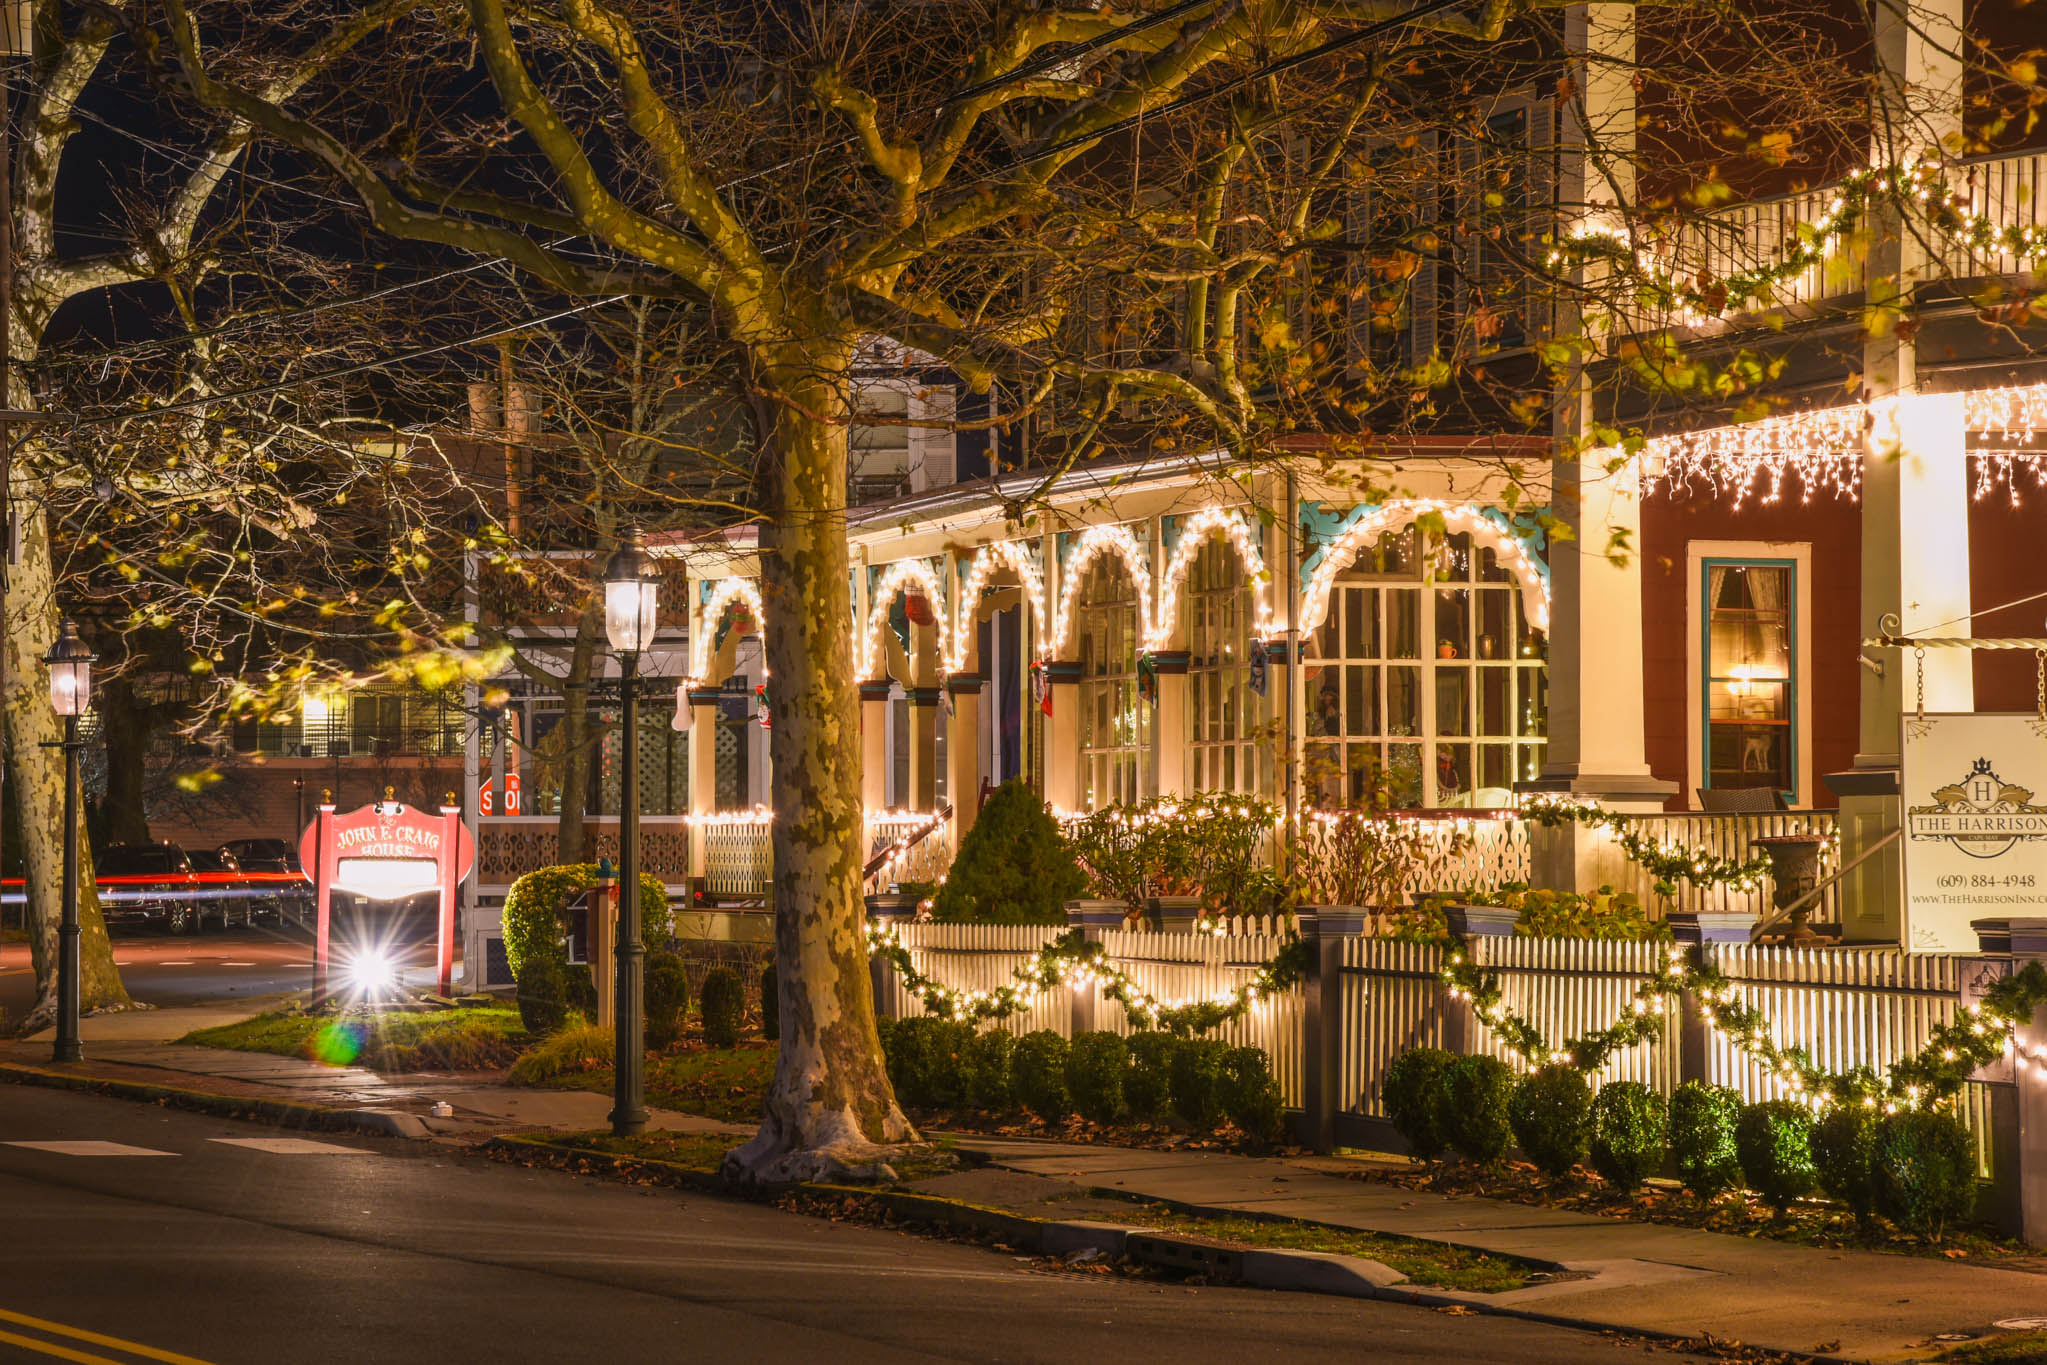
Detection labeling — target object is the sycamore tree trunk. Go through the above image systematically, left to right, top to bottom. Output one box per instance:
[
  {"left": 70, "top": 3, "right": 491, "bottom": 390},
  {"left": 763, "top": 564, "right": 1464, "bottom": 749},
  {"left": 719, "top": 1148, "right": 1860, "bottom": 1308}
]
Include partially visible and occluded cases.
[
  {"left": 724, "top": 344, "right": 913, "bottom": 1182},
  {"left": 3, "top": 503, "right": 133, "bottom": 1029},
  {"left": 93, "top": 676, "right": 155, "bottom": 847}
]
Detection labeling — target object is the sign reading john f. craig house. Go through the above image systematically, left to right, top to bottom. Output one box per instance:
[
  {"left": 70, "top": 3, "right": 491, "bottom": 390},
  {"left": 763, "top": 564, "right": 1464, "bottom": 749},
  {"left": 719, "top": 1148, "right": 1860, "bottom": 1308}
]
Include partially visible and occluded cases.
[{"left": 1902, "top": 713, "right": 2047, "bottom": 950}]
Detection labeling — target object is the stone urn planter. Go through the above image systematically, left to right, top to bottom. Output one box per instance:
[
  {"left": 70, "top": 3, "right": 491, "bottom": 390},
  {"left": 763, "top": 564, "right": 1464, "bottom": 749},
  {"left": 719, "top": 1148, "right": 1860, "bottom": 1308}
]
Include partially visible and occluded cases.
[{"left": 1752, "top": 834, "right": 1828, "bottom": 944}]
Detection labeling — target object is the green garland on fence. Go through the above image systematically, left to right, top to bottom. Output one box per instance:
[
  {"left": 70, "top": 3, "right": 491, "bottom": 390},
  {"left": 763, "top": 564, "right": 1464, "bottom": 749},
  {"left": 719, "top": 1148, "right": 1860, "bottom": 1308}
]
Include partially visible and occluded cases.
[
  {"left": 1545, "top": 159, "right": 2047, "bottom": 320},
  {"left": 1521, "top": 795, "right": 1775, "bottom": 898},
  {"left": 866, "top": 920, "right": 1314, "bottom": 1036},
  {"left": 1441, "top": 938, "right": 2047, "bottom": 1111}
]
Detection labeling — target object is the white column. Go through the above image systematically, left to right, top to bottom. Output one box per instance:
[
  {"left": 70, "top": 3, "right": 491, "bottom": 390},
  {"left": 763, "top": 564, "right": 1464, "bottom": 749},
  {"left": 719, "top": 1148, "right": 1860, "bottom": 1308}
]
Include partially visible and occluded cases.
[
  {"left": 1836, "top": 0, "right": 1966, "bottom": 947},
  {"left": 1153, "top": 652, "right": 1190, "bottom": 796},
  {"left": 1043, "top": 661, "right": 1083, "bottom": 812},
  {"left": 946, "top": 676, "right": 984, "bottom": 834},
  {"left": 859, "top": 680, "right": 890, "bottom": 812},
  {"left": 685, "top": 686, "right": 719, "bottom": 887},
  {"left": 907, "top": 688, "right": 941, "bottom": 811}
]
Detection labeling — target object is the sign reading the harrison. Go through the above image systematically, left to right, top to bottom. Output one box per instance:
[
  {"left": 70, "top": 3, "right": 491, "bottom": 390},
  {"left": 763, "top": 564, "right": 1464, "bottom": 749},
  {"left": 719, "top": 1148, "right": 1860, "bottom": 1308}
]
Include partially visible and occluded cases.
[{"left": 1902, "top": 713, "right": 2047, "bottom": 951}]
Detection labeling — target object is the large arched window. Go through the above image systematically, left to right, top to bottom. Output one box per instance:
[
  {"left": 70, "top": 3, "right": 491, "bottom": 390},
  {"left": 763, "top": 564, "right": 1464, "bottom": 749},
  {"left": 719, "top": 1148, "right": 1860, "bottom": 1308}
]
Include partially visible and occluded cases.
[
  {"left": 1305, "top": 526, "right": 1545, "bottom": 809},
  {"left": 1186, "top": 537, "right": 1263, "bottom": 794},
  {"left": 1076, "top": 555, "right": 1143, "bottom": 809}
]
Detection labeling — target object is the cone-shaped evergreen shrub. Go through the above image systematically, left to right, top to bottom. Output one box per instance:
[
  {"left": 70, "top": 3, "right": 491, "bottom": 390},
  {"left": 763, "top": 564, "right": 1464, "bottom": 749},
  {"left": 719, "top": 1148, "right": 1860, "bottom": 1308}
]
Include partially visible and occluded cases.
[
  {"left": 930, "top": 782, "right": 1086, "bottom": 924},
  {"left": 644, "top": 950, "right": 692, "bottom": 1050},
  {"left": 1441, "top": 1055, "right": 1515, "bottom": 1164},
  {"left": 1670, "top": 1081, "right": 1744, "bottom": 1196},
  {"left": 1737, "top": 1100, "right": 1818, "bottom": 1211}
]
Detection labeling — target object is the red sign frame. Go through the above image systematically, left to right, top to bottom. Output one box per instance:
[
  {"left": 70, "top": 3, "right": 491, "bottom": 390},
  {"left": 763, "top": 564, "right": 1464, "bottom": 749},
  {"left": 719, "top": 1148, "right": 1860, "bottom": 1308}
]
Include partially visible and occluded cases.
[{"left": 300, "top": 796, "right": 476, "bottom": 997}]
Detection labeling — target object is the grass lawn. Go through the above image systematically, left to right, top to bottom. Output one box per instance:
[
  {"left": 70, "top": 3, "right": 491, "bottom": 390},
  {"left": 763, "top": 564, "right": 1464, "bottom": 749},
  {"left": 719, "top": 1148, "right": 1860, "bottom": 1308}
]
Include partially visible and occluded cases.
[
  {"left": 181, "top": 1005, "right": 529, "bottom": 1072},
  {"left": 519, "top": 1040, "right": 777, "bottom": 1124},
  {"left": 1107, "top": 1203, "right": 1538, "bottom": 1292},
  {"left": 1945, "top": 1333, "right": 2047, "bottom": 1364}
]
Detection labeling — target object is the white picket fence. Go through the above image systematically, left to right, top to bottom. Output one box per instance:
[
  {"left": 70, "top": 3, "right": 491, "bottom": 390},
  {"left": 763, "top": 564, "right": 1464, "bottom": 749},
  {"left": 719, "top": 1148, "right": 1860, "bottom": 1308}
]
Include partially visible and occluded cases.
[
  {"left": 1609, "top": 810, "right": 1839, "bottom": 921},
  {"left": 875, "top": 918, "right": 1997, "bottom": 1175}
]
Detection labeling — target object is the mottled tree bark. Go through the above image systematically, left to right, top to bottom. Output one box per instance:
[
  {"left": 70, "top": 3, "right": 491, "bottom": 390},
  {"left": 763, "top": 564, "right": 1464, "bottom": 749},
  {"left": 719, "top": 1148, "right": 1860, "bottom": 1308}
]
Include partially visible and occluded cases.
[
  {"left": 723, "top": 348, "right": 913, "bottom": 1182},
  {"left": 3, "top": 507, "right": 131, "bottom": 1027},
  {"left": 93, "top": 674, "right": 155, "bottom": 847}
]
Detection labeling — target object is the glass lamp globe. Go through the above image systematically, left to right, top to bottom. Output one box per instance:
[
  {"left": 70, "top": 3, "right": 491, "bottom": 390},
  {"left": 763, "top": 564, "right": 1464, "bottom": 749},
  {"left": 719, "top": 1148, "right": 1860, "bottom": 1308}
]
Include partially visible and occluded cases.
[
  {"left": 602, "top": 525, "right": 660, "bottom": 655},
  {"left": 45, "top": 618, "right": 94, "bottom": 718}
]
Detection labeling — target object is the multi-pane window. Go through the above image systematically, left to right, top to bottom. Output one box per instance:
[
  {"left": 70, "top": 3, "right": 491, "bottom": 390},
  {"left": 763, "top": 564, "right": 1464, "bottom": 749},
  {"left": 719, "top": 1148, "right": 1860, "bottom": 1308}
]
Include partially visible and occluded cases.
[
  {"left": 849, "top": 386, "right": 911, "bottom": 504},
  {"left": 1305, "top": 527, "right": 1546, "bottom": 809},
  {"left": 1186, "top": 538, "right": 1262, "bottom": 794},
  {"left": 1077, "top": 554, "right": 1143, "bottom": 810},
  {"left": 1704, "top": 561, "right": 1794, "bottom": 796}
]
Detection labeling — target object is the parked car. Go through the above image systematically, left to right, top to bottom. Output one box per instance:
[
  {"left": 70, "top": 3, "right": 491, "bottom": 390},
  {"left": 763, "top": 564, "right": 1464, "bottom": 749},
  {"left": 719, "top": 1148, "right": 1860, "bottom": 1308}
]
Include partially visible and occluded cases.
[
  {"left": 217, "top": 838, "right": 313, "bottom": 929},
  {"left": 95, "top": 843, "right": 204, "bottom": 935},
  {"left": 186, "top": 848, "right": 256, "bottom": 930}
]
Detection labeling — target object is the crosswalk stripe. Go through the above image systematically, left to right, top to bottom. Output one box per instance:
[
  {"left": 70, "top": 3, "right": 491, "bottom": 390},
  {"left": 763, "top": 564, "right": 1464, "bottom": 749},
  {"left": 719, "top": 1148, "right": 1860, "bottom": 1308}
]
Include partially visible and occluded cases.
[
  {"left": 208, "top": 1138, "right": 371, "bottom": 1156},
  {"left": 4, "top": 1141, "right": 176, "bottom": 1157},
  {"left": 0, "top": 1307, "right": 219, "bottom": 1365}
]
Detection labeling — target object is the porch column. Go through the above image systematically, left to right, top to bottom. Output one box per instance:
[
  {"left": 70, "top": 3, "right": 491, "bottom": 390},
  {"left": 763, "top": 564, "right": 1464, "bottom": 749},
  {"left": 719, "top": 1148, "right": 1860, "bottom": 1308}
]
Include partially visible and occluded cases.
[
  {"left": 1833, "top": 0, "right": 1967, "bottom": 946},
  {"left": 1262, "top": 638, "right": 1303, "bottom": 806},
  {"left": 1151, "top": 650, "right": 1191, "bottom": 796},
  {"left": 1042, "top": 660, "right": 1084, "bottom": 812},
  {"left": 946, "top": 674, "right": 984, "bottom": 834},
  {"left": 859, "top": 679, "right": 891, "bottom": 813},
  {"left": 685, "top": 685, "right": 720, "bottom": 882},
  {"left": 906, "top": 686, "right": 942, "bottom": 811}
]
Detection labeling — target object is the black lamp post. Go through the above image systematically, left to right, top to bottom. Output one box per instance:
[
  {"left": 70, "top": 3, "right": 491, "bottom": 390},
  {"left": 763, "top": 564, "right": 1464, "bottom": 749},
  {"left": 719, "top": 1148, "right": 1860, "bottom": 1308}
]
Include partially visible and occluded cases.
[
  {"left": 602, "top": 526, "right": 659, "bottom": 1136},
  {"left": 45, "top": 618, "right": 93, "bottom": 1064}
]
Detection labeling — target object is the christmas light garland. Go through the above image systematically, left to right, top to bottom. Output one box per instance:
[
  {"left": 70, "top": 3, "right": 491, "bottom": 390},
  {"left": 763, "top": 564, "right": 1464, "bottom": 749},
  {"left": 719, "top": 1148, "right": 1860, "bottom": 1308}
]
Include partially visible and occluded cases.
[
  {"left": 1520, "top": 795, "right": 1775, "bottom": 897},
  {"left": 866, "top": 920, "right": 1313, "bottom": 1035},
  {"left": 1441, "top": 943, "right": 2047, "bottom": 1113}
]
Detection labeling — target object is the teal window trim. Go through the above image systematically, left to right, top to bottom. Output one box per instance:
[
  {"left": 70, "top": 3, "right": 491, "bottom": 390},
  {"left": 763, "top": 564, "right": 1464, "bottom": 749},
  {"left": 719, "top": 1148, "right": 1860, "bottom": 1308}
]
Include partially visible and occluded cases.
[{"left": 1699, "top": 555, "right": 1798, "bottom": 804}]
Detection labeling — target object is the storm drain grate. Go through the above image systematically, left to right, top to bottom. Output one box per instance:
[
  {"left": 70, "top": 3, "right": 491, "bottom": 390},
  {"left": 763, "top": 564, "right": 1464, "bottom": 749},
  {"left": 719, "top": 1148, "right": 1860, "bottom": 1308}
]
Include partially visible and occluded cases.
[{"left": 1124, "top": 1234, "right": 1245, "bottom": 1283}]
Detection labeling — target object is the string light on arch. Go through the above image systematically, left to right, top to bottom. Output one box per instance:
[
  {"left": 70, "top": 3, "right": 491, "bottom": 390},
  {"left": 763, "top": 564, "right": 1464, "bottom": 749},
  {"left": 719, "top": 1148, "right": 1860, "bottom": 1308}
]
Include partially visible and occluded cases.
[
  {"left": 1299, "top": 501, "right": 1549, "bottom": 640},
  {"left": 1149, "top": 508, "right": 1277, "bottom": 651},
  {"left": 1051, "top": 523, "right": 1155, "bottom": 656},
  {"left": 950, "top": 540, "right": 1047, "bottom": 673},
  {"left": 859, "top": 559, "right": 952, "bottom": 682},
  {"left": 685, "top": 578, "right": 765, "bottom": 688}
]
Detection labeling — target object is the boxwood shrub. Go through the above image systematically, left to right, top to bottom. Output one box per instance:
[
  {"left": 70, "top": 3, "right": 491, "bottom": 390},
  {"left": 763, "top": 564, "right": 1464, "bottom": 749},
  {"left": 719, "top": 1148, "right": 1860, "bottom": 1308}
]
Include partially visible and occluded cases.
[
  {"left": 644, "top": 950, "right": 692, "bottom": 1051},
  {"left": 515, "top": 955, "right": 572, "bottom": 1036},
  {"left": 699, "top": 966, "right": 746, "bottom": 1049},
  {"left": 881, "top": 1016, "right": 971, "bottom": 1109},
  {"left": 964, "top": 1029, "right": 1016, "bottom": 1112},
  {"left": 1013, "top": 1030, "right": 1072, "bottom": 1122},
  {"left": 1067, "top": 1031, "right": 1129, "bottom": 1124},
  {"left": 1124, "top": 1032, "right": 1178, "bottom": 1122},
  {"left": 1170, "top": 1038, "right": 1229, "bottom": 1130},
  {"left": 1220, "top": 1047, "right": 1285, "bottom": 1141},
  {"left": 1381, "top": 1047, "right": 1453, "bottom": 1161},
  {"left": 1441, "top": 1055, "right": 1516, "bottom": 1165},
  {"left": 1509, "top": 1065, "right": 1591, "bottom": 1177},
  {"left": 1588, "top": 1081, "right": 1667, "bottom": 1191},
  {"left": 1669, "top": 1081, "right": 1744, "bottom": 1196},
  {"left": 1736, "top": 1100, "right": 1819, "bottom": 1211},
  {"left": 1812, "top": 1102, "right": 1882, "bottom": 1225},
  {"left": 1873, "top": 1109, "right": 1977, "bottom": 1239}
]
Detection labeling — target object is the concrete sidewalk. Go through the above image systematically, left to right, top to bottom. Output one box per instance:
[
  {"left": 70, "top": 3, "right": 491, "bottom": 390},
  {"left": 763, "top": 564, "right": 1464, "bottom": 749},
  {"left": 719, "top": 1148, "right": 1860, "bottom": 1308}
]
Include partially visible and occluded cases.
[
  {"left": 0, "top": 1001, "right": 750, "bottom": 1141},
  {"left": 946, "top": 1135, "right": 2047, "bottom": 1362}
]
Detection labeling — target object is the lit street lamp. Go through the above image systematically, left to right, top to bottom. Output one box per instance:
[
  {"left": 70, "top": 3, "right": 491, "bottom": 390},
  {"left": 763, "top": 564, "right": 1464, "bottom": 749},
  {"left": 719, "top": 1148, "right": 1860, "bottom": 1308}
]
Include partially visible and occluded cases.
[
  {"left": 602, "top": 526, "right": 659, "bottom": 1137},
  {"left": 45, "top": 618, "right": 93, "bottom": 1064}
]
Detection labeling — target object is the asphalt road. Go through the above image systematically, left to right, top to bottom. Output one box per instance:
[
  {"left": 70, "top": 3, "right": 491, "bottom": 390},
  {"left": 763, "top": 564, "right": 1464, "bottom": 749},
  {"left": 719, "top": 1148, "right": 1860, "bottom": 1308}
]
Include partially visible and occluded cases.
[
  {"left": 0, "top": 907, "right": 450, "bottom": 1019},
  {"left": 0, "top": 1085, "right": 1724, "bottom": 1365}
]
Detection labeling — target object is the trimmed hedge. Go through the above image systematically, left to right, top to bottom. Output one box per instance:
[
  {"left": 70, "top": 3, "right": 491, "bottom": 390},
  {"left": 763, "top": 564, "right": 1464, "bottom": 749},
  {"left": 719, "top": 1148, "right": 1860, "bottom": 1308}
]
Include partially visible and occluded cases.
[
  {"left": 502, "top": 862, "right": 671, "bottom": 987},
  {"left": 644, "top": 950, "right": 692, "bottom": 1050},
  {"left": 515, "top": 955, "right": 572, "bottom": 1036},
  {"left": 699, "top": 966, "right": 746, "bottom": 1049},
  {"left": 884, "top": 1016, "right": 973, "bottom": 1110},
  {"left": 965, "top": 1029, "right": 1017, "bottom": 1111},
  {"left": 1014, "top": 1030, "right": 1073, "bottom": 1122},
  {"left": 1067, "top": 1031, "right": 1129, "bottom": 1123},
  {"left": 1124, "top": 1032, "right": 1177, "bottom": 1122},
  {"left": 1169, "top": 1039, "right": 1229, "bottom": 1130},
  {"left": 1220, "top": 1046, "right": 1285, "bottom": 1141},
  {"left": 1381, "top": 1047, "right": 1453, "bottom": 1161},
  {"left": 1441, "top": 1055, "right": 1516, "bottom": 1164},
  {"left": 1509, "top": 1065, "right": 1591, "bottom": 1177},
  {"left": 1670, "top": 1081, "right": 1745, "bottom": 1197},
  {"left": 1589, "top": 1082, "right": 1667, "bottom": 1191},
  {"left": 1737, "top": 1100, "right": 1819, "bottom": 1211},
  {"left": 1813, "top": 1102, "right": 1882, "bottom": 1224},
  {"left": 1873, "top": 1109, "right": 1977, "bottom": 1239}
]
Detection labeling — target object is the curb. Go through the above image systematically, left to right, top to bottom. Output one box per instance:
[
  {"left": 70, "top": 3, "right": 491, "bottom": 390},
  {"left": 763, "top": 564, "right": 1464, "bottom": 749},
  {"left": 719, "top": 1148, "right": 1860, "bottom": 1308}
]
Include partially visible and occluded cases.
[{"left": 0, "top": 1062, "right": 430, "bottom": 1140}]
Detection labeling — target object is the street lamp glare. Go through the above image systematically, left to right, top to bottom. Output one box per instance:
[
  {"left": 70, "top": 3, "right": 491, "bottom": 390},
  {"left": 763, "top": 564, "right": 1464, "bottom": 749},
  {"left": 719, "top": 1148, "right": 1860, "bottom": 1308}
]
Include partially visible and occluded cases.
[
  {"left": 602, "top": 525, "right": 660, "bottom": 655},
  {"left": 45, "top": 617, "right": 94, "bottom": 717}
]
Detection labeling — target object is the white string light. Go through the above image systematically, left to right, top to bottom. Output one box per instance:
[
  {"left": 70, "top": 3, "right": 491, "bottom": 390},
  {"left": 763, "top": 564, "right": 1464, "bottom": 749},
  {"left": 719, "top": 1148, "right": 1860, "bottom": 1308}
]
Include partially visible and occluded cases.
[
  {"left": 1300, "top": 501, "right": 1549, "bottom": 638},
  {"left": 1148, "top": 508, "right": 1277, "bottom": 650},
  {"left": 1051, "top": 523, "right": 1155, "bottom": 656},
  {"left": 949, "top": 541, "right": 1048, "bottom": 673},
  {"left": 858, "top": 559, "right": 953, "bottom": 682},
  {"left": 685, "top": 578, "right": 766, "bottom": 688}
]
